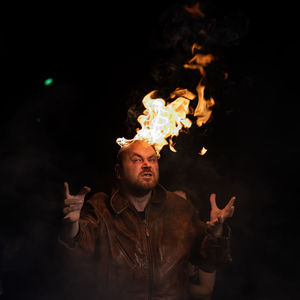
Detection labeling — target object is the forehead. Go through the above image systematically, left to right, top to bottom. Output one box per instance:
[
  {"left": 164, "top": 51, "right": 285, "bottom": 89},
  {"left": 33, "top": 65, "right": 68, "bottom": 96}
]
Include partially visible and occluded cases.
[
  {"left": 118, "top": 141, "right": 156, "bottom": 161},
  {"left": 126, "top": 141, "right": 156, "bottom": 157}
]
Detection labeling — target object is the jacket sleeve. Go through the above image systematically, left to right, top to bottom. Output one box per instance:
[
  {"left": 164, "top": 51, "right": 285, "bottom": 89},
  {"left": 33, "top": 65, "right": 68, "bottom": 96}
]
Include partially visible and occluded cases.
[
  {"left": 58, "top": 192, "right": 106, "bottom": 256},
  {"left": 190, "top": 209, "right": 232, "bottom": 273}
]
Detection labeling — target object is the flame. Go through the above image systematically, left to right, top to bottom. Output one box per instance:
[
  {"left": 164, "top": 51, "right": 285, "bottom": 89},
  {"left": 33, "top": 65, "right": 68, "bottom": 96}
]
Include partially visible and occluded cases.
[
  {"left": 184, "top": 2, "right": 205, "bottom": 18},
  {"left": 116, "top": 43, "right": 215, "bottom": 155},
  {"left": 184, "top": 43, "right": 215, "bottom": 127},
  {"left": 183, "top": 44, "right": 214, "bottom": 77},
  {"left": 116, "top": 90, "right": 193, "bottom": 154},
  {"left": 199, "top": 147, "right": 207, "bottom": 156}
]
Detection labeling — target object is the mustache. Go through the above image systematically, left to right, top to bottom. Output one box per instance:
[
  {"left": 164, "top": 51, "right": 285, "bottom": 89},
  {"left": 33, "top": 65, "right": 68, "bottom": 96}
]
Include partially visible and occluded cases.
[
  {"left": 141, "top": 166, "right": 152, "bottom": 171},
  {"left": 140, "top": 169, "right": 153, "bottom": 175}
]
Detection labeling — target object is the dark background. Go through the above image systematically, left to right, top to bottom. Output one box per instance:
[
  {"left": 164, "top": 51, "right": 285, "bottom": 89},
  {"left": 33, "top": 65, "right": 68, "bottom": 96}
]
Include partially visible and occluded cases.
[{"left": 0, "top": 0, "right": 299, "bottom": 299}]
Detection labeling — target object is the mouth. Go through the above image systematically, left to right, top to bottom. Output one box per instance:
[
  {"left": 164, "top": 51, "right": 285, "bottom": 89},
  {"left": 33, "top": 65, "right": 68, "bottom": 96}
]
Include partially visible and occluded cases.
[{"left": 140, "top": 172, "right": 153, "bottom": 178}]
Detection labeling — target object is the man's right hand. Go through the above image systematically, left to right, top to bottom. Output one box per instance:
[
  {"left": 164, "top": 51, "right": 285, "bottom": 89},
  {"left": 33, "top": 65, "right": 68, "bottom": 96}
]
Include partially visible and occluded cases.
[{"left": 63, "top": 182, "right": 91, "bottom": 223}]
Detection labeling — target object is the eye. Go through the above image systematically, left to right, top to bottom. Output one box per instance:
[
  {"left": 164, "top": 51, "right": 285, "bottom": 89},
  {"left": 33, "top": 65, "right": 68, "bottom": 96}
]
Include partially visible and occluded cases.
[
  {"left": 148, "top": 157, "right": 157, "bottom": 162},
  {"left": 132, "top": 158, "right": 142, "bottom": 162}
]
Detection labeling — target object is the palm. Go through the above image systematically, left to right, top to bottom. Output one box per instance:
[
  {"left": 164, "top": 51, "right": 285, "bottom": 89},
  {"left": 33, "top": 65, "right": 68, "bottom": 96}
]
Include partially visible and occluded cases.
[
  {"left": 63, "top": 182, "right": 91, "bottom": 223},
  {"left": 209, "top": 193, "right": 235, "bottom": 223},
  {"left": 207, "top": 194, "right": 235, "bottom": 237},
  {"left": 209, "top": 194, "right": 235, "bottom": 223},
  {"left": 210, "top": 206, "right": 221, "bottom": 223}
]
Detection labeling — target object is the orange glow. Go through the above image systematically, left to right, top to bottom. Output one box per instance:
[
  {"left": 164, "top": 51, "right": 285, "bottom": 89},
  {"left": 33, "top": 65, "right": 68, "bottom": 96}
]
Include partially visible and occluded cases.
[
  {"left": 184, "top": 2, "right": 205, "bottom": 18},
  {"left": 116, "top": 43, "right": 215, "bottom": 155},
  {"left": 184, "top": 43, "right": 215, "bottom": 127},
  {"left": 199, "top": 147, "right": 207, "bottom": 156}
]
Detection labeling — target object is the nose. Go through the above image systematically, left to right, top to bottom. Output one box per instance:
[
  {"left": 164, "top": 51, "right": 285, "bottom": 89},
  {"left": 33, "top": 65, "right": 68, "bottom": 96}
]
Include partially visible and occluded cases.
[{"left": 142, "top": 160, "right": 151, "bottom": 169}]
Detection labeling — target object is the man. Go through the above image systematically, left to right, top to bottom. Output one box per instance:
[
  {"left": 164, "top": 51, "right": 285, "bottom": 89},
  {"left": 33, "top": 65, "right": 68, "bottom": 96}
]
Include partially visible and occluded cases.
[{"left": 60, "top": 140, "right": 235, "bottom": 300}]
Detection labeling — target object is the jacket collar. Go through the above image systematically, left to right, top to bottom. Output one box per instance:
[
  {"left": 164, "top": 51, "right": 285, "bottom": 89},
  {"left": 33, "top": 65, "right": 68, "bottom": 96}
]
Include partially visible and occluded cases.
[{"left": 109, "top": 184, "right": 167, "bottom": 215}]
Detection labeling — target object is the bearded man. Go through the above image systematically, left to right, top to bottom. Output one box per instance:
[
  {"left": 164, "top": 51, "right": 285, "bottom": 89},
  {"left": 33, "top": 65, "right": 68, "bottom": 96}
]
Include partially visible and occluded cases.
[{"left": 60, "top": 140, "right": 235, "bottom": 300}]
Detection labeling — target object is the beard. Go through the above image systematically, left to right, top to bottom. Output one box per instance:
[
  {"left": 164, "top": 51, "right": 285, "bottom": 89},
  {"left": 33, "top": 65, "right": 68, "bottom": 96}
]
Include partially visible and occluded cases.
[{"left": 124, "top": 174, "right": 159, "bottom": 197}]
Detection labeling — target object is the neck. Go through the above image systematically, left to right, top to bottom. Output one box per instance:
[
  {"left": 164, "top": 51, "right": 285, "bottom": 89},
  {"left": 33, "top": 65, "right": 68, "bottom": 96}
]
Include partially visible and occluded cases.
[{"left": 121, "top": 185, "right": 152, "bottom": 212}]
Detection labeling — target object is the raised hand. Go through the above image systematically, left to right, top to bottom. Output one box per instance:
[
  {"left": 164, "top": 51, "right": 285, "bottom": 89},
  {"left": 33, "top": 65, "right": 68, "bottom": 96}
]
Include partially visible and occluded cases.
[
  {"left": 63, "top": 182, "right": 91, "bottom": 223},
  {"left": 206, "top": 193, "right": 236, "bottom": 237}
]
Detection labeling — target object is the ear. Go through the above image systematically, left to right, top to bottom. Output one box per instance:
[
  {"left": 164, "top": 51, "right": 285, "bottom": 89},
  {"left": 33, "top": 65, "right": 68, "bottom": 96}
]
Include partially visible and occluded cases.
[{"left": 115, "top": 163, "right": 121, "bottom": 179}]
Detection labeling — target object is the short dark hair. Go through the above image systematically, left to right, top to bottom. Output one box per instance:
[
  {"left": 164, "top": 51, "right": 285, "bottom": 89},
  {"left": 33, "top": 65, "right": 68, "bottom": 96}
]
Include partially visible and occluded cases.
[{"left": 116, "top": 140, "right": 159, "bottom": 166}]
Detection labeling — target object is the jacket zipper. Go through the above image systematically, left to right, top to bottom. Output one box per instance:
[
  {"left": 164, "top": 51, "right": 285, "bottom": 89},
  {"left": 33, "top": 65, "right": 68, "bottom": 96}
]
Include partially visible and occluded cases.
[
  {"left": 144, "top": 209, "right": 153, "bottom": 300},
  {"left": 115, "top": 235, "right": 137, "bottom": 268}
]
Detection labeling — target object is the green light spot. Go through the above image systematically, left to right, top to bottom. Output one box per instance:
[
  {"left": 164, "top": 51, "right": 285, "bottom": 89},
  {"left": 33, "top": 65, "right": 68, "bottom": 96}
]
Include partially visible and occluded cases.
[{"left": 44, "top": 78, "right": 53, "bottom": 86}]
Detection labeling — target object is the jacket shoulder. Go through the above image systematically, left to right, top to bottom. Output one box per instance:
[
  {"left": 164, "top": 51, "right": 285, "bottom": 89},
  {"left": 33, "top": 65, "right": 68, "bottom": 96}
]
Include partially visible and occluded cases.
[
  {"left": 166, "top": 190, "right": 196, "bottom": 212},
  {"left": 82, "top": 191, "right": 110, "bottom": 216},
  {"left": 88, "top": 192, "right": 109, "bottom": 207}
]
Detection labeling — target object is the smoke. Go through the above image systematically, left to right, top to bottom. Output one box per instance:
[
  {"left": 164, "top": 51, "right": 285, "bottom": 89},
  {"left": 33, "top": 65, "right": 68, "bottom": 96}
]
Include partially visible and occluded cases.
[
  {"left": 123, "top": 0, "right": 250, "bottom": 143},
  {"left": 153, "top": 0, "right": 249, "bottom": 54},
  {"left": 1, "top": 1, "right": 296, "bottom": 299},
  {"left": 157, "top": 133, "right": 300, "bottom": 299}
]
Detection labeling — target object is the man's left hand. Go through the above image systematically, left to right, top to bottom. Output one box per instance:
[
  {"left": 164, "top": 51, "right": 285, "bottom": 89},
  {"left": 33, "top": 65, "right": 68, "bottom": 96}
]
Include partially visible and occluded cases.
[{"left": 206, "top": 193, "right": 236, "bottom": 237}]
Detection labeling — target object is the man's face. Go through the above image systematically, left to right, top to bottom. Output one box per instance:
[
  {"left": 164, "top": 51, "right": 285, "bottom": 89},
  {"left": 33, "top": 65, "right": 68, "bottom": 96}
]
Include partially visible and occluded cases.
[{"left": 117, "top": 141, "right": 159, "bottom": 195}]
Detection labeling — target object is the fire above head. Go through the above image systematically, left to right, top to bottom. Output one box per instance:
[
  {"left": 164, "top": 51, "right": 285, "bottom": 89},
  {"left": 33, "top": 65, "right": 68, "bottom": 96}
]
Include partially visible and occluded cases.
[
  {"left": 116, "top": 43, "right": 215, "bottom": 156},
  {"left": 116, "top": 90, "right": 193, "bottom": 155}
]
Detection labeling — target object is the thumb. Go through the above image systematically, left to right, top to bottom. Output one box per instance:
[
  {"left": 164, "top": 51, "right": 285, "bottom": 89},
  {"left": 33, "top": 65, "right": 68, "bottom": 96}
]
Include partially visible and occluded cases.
[{"left": 77, "top": 186, "right": 91, "bottom": 197}]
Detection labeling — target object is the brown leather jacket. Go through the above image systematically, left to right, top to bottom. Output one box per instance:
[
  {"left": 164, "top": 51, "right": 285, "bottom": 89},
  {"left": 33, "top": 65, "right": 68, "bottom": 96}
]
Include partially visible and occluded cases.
[{"left": 60, "top": 184, "right": 231, "bottom": 300}]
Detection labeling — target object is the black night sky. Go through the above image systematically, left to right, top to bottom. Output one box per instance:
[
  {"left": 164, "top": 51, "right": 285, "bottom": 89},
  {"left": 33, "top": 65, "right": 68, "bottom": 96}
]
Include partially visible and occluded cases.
[{"left": 0, "top": 1, "right": 299, "bottom": 299}]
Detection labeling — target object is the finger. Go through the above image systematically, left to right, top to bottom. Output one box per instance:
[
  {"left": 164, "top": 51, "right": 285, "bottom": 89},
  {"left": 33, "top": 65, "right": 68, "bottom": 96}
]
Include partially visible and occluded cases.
[
  {"left": 64, "top": 182, "right": 71, "bottom": 198},
  {"left": 77, "top": 186, "right": 91, "bottom": 196},
  {"left": 209, "top": 193, "right": 218, "bottom": 210},
  {"left": 225, "top": 196, "right": 236, "bottom": 210},
  {"left": 64, "top": 198, "right": 84, "bottom": 205},
  {"left": 65, "top": 202, "right": 83, "bottom": 209},
  {"left": 63, "top": 204, "right": 82, "bottom": 214},
  {"left": 63, "top": 205, "right": 82, "bottom": 215},
  {"left": 221, "top": 206, "right": 235, "bottom": 219},
  {"left": 229, "top": 206, "right": 235, "bottom": 217},
  {"left": 63, "top": 212, "right": 79, "bottom": 222},
  {"left": 207, "top": 217, "right": 220, "bottom": 226},
  {"left": 206, "top": 219, "right": 222, "bottom": 233},
  {"left": 206, "top": 220, "right": 216, "bottom": 226},
  {"left": 206, "top": 221, "right": 214, "bottom": 230},
  {"left": 206, "top": 222, "right": 216, "bottom": 229}
]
